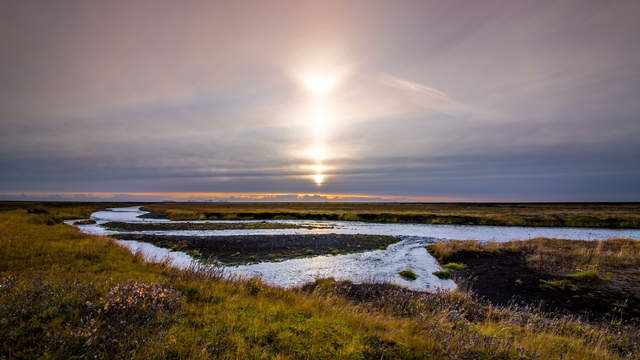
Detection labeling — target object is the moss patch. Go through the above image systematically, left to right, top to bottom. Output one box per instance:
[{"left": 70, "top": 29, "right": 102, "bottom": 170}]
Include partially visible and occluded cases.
[{"left": 399, "top": 270, "right": 417, "bottom": 280}]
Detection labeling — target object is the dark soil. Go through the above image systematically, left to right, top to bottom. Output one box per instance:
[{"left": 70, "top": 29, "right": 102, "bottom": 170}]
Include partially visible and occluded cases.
[
  {"left": 137, "top": 211, "right": 168, "bottom": 219},
  {"left": 74, "top": 219, "right": 97, "bottom": 225},
  {"left": 103, "top": 221, "right": 317, "bottom": 231},
  {"left": 112, "top": 233, "right": 399, "bottom": 264},
  {"left": 433, "top": 249, "right": 640, "bottom": 322}
]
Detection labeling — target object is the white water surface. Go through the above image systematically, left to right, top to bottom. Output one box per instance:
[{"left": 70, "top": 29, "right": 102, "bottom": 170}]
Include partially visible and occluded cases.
[{"left": 68, "top": 206, "right": 640, "bottom": 292}]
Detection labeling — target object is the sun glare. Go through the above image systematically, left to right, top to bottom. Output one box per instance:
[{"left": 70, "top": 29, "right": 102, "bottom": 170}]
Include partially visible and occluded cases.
[
  {"left": 296, "top": 67, "right": 347, "bottom": 186},
  {"left": 301, "top": 73, "right": 338, "bottom": 95},
  {"left": 312, "top": 173, "right": 326, "bottom": 185}
]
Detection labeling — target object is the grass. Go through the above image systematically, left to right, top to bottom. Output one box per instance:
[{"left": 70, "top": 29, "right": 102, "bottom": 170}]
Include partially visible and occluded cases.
[
  {"left": 0, "top": 201, "right": 139, "bottom": 220},
  {"left": 139, "top": 202, "right": 640, "bottom": 228},
  {"left": 1, "top": 206, "right": 639, "bottom": 359},
  {"left": 73, "top": 219, "right": 97, "bottom": 225},
  {"left": 428, "top": 238, "right": 640, "bottom": 271},
  {"left": 443, "top": 262, "right": 466, "bottom": 271},
  {"left": 398, "top": 270, "right": 417, "bottom": 280},
  {"left": 433, "top": 270, "right": 453, "bottom": 279},
  {"left": 568, "top": 270, "right": 602, "bottom": 282},
  {"left": 539, "top": 279, "right": 578, "bottom": 291}
]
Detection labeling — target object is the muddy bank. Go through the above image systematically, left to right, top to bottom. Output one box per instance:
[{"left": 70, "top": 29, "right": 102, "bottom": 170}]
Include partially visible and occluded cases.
[
  {"left": 136, "top": 211, "right": 168, "bottom": 219},
  {"left": 103, "top": 221, "right": 319, "bottom": 231},
  {"left": 111, "top": 233, "right": 400, "bottom": 264},
  {"left": 428, "top": 241, "right": 640, "bottom": 322}
]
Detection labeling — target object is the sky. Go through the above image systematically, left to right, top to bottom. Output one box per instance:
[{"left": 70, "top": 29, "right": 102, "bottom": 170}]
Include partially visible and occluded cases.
[{"left": 1, "top": 0, "right": 639, "bottom": 202}]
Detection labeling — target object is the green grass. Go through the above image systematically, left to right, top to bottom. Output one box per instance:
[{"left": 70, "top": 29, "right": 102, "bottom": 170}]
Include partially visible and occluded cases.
[
  {"left": 1, "top": 208, "right": 639, "bottom": 359},
  {"left": 443, "top": 262, "right": 466, "bottom": 271},
  {"left": 398, "top": 270, "right": 417, "bottom": 280},
  {"left": 433, "top": 270, "right": 453, "bottom": 279},
  {"left": 568, "top": 270, "right": 602, "bottom": 282},
  {"left": 539, "top": 279, "right": 578, "bottom": 291}
]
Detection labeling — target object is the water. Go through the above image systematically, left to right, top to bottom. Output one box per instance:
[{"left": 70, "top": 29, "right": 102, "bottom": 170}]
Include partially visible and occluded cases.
[
  {"left": 68, "top": 206, "right": 640, "bottom": 292},
  {"left": 75, "top": 206, "right": 640, "bottom": 241}
]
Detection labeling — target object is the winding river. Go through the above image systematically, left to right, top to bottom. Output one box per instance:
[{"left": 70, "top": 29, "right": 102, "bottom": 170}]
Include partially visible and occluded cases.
[{"left": 67, "top": 206, "right": 640, "bottom": 292}]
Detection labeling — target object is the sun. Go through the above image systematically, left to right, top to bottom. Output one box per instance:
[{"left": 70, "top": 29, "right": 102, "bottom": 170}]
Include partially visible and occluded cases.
[{"left": 301, "top": 73, "right": 338, "bottom": 95}]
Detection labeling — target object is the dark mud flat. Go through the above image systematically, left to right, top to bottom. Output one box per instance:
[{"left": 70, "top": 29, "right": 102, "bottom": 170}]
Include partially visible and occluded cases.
[
  {"left": 137, "top": 211, "right": 168, "bottom": 219},
  {"left": 103, "top": 221, "right": 318, "bottom": 231},
  {"left": 112, "top": 233, "right": 399, "bottom": 264},
  {"left": 428, "top": 241, "right": 640, "bottom": 322}
]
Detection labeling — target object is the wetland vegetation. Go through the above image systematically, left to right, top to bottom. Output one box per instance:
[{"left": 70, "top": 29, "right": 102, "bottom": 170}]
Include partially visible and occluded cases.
[{"left": 141, "top": 202, "right": 640, "bottom": 228}]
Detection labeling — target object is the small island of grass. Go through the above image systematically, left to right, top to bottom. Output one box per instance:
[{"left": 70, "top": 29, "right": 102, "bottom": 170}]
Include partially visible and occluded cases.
[{"left": 399, "top": 269, "right": 417, "bottom": 280}]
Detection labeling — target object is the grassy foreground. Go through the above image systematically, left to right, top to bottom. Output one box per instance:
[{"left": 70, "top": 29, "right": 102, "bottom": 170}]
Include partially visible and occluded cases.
[
  {"left": 141, "top": 202, "right": 640, "bottom": 228},
  {"left": 1, "top": 209, "right": 639, "bottom": 359}
]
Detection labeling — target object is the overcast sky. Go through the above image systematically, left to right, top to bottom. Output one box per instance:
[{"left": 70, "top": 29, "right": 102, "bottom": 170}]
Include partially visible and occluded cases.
[{"left": 1, "top": 0, "right": 639, "bottom": 201}]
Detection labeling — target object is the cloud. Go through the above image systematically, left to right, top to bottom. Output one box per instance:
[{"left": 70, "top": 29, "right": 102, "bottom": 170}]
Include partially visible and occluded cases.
[{"left": 377, "top": 74, "right": 467, "bottom": 115}]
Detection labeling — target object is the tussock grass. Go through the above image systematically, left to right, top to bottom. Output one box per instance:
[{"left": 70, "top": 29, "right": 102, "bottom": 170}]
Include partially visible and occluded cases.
[
  {"left": 1, "top": 209, "right": 639, "bottom": 359},
  {"left": 443, "top": 262, "right": 466, "bottom": 271},
  {"left": 398, "top": 270, "right": 417, "bottom": 280},
  {"left": 433, "top": 270, "right": 453, "bottom": 279},
  {"left": 568, "top": 270, "right": 602, "bottom": 282}
]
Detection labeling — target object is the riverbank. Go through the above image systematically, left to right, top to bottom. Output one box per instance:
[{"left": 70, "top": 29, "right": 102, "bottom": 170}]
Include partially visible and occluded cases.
[
  {"left": 141, "top": 202, "right": 640, "bottom": 228},
  {"left": 2, "top": 208, "right": 639, "bottom": 359},
  {"left": 111, "top": 233, "right": 399, "bottom": 264},
  {"left": 427, "top": 238, "right": 640, "bottom": 322}
]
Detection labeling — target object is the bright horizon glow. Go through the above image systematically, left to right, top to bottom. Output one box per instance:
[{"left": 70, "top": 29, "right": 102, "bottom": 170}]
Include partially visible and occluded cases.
[{"left": 0, "top": 191, "right": 474, "bottom": 202}]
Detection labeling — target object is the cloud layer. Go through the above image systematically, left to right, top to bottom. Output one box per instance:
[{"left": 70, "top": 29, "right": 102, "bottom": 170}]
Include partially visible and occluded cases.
[{"left": 1, "top": 0, "right": 639, "bottom": 201}]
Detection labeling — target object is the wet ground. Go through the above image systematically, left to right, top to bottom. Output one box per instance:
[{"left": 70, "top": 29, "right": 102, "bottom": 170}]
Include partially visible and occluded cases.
[{"left": 111, "top": 233, "right": 399, "bottom": 264}]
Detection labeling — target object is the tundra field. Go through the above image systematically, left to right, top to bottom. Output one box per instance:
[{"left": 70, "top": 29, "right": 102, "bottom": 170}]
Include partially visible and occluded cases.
[
  {"left": 2, "top": 201, "right": 639, "bottom": 228},
  {"left": 0, "top": 202, "right": 639, "bottom": 359}
]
